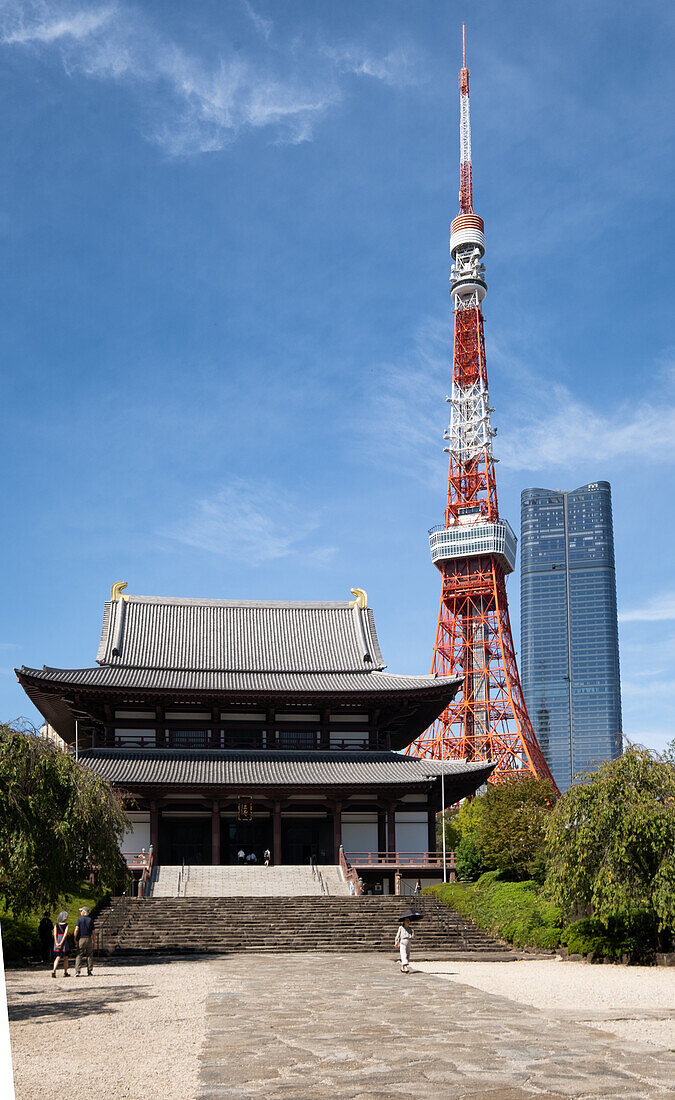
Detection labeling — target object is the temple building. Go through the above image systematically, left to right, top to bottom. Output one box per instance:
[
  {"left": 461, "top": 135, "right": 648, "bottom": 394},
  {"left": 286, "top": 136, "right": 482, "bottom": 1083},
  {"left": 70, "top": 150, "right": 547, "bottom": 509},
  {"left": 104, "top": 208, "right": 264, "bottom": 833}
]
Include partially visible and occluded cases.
[{"left": 17, "top": 584, "right": 494, "bottom": 890}]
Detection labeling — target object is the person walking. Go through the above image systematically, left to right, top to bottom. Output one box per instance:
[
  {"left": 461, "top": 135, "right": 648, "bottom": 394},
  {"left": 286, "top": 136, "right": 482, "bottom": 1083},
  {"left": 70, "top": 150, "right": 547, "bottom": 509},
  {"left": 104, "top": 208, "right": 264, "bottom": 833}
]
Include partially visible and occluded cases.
[
  {"left": 263, "top": 848, "right": 271, "bottom": 867},
  {"left": 74, "top": 906, "right": 96, "bottom": 976},
  {"left": 52, "top": 911, "right": 70, "bottom": 978},
  {"left": 38, "top": 913, "right": 53, "bottom": 965},
  {"left": 394, "top": 917, "right": 414, "bottom": 973}
]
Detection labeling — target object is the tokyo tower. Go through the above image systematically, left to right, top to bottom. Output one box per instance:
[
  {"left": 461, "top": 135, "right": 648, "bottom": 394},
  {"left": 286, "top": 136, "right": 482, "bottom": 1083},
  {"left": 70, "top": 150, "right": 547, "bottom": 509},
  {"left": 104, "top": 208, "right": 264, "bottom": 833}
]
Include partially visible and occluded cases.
[{"left": 407, "top": 28, "right": 556, "bottom": 789}]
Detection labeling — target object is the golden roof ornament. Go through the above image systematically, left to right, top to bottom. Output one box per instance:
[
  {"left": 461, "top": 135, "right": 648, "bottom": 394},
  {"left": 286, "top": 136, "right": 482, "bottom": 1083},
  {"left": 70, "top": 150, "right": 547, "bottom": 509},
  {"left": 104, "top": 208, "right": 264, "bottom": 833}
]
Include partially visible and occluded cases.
[{"left": 349, "top": 587, "right": 368, "bottom": 610}]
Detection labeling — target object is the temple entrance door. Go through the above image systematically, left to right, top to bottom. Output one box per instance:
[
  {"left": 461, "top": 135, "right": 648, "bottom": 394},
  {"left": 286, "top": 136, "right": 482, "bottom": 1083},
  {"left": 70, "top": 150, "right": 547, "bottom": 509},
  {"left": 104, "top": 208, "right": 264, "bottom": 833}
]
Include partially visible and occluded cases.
[
  {"left": 281, "top": 817, "right": 332, "bottom": 864},
  {"left": 160, "top": 818, "right": 211, "bottom": 865},
  {"left": 221, "top": 818, "right": 272, "bottom": 865}
]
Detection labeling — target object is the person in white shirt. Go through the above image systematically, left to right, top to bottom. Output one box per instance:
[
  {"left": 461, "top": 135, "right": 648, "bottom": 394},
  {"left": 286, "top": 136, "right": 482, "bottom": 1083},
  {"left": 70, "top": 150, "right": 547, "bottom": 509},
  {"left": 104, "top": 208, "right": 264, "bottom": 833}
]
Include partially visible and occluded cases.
[{"left": 394, "top": 917, "right": 413, "bottom": 973}]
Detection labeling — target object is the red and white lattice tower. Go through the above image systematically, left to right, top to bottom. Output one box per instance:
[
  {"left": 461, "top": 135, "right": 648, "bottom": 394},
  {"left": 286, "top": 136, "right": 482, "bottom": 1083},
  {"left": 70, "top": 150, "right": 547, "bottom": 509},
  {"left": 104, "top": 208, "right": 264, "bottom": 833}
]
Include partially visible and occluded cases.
[{"left": 406, "top": 28, "right": 556, "bottom": 788}]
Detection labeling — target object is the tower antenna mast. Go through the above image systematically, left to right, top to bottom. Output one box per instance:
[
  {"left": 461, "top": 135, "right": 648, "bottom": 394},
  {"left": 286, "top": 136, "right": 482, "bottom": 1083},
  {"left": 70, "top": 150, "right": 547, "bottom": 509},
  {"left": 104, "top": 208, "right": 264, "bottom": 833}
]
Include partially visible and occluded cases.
[
  {"left": 459, "top": 23, "right": 473, "bottom": 214},
  {"left": 406, "top": 29, "right": 556, "bottom": 789}
]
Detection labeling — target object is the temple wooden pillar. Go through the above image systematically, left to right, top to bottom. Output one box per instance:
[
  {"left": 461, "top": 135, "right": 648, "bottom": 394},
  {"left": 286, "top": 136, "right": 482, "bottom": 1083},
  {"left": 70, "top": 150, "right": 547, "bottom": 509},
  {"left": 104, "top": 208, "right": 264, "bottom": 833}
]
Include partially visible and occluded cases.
[
  {"left": 319, "top": 707, "right": 330, "bottom": 750},
  {"left": 211, "top": 800, "right": 220, "bottom": 865},
  {"left": 150, "top": 801, "right": 160, "bottom": 863},
  {"left": 273, "top": 801, "right": 282, "bottom": 866},
  {"left": 332, "top": 801, "right": 342, "bottom": 863},
  {"left": 386, "top": 802, "right": 396, "bottom": 857},
  {"left": 428, "top": 808, "right": 437, "bottom": 860},
  {"left": 377, "top": 809, "right": 387, "bottom": 855}
]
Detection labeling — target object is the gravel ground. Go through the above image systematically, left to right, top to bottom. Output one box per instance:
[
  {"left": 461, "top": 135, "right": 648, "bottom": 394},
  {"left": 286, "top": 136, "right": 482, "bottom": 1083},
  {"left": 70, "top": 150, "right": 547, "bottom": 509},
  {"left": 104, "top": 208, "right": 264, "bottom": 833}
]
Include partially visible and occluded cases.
[
  {"left": 6, "top": 958, "right": 212, "bottom": 1100},
  {"left": 415, "top": 958, "right": 675, "bottom": 1051}
]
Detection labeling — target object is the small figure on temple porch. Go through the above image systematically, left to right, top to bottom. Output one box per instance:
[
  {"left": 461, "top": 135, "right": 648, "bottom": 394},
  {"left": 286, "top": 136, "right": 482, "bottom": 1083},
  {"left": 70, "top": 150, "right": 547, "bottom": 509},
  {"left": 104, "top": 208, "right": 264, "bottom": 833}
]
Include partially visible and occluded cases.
[
  {"left": 263, "top": 848, "right": 271, "bottom": 867},
  {"left": 237, "top": 849, "right": 245, "bottom": 864},
  {"left": 246, "top": 851, "right": 257, "bottom": 864},
  {"left": 394, "top": 870, "right": 402, "bottom": 896},
  {"left": 414, "top": 879, "right": 422, "bottom": 896},
  {"left": 394, "top": 917, "right": 413, "bottom": 973}
]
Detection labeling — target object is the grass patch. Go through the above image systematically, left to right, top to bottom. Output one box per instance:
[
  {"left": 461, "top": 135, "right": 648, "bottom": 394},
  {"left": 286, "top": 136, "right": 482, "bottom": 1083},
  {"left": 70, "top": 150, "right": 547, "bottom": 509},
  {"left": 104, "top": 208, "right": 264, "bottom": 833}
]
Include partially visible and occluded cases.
[
  {"left": 426, "top": 870, "right": 562, "bottom": 950},
  {"left": 1, "top": 883, "right": 110, "bottom": 963}
]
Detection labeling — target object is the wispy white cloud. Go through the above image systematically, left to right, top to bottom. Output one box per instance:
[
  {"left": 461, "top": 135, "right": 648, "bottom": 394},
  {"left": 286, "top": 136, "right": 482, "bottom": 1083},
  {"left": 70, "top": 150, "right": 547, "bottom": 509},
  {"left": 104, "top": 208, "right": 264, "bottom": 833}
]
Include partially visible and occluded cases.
[
  {"left": 241, "top": 0, "right": 272, "bottom": 42},
  {"left": 1, "top": 1, "right": 423, "bottom": 154},
  {"left": 2, "top": 5, "right": 115, "bottom": 44},
  {"left": 323, "top": 42, "right": 422, "bottom": 87},
  {"left": 353, "top": 315, "right": 448, "bottom": 484},
  {"left": 357, "top": 316, "right": 675, "bottom": 480},
  {"left": 498, "top": 384, "right": 675, "bottom": 471},
  {"left": 162, "top": 478, "right": 336, "bottom": 566},
  {"left": 619, "top": 591, "right": 675, "bottom": 623}
]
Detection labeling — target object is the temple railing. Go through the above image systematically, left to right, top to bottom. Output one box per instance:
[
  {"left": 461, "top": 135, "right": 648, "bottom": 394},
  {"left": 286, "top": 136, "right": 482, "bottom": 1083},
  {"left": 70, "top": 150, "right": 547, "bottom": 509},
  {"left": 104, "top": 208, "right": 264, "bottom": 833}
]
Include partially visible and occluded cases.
[
  {"left": 339, "top": 844, "right": 362, "bottom": 895},
  {"left": 122, "top": 850, "right": 154, "bottom": 897},
  {"left": 123, "top": 851, "right": 150, "bottom": 868},
  {"left": 346, "top": 851, "right": 445, "bottom": 867}
]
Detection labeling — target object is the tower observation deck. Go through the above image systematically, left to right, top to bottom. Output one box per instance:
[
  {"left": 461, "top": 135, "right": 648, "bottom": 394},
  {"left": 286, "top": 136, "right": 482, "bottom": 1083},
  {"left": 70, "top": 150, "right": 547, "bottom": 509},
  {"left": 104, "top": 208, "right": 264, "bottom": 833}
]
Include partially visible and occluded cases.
[{"left": 406, "top": 28, "right": 556, "bottom": 789}]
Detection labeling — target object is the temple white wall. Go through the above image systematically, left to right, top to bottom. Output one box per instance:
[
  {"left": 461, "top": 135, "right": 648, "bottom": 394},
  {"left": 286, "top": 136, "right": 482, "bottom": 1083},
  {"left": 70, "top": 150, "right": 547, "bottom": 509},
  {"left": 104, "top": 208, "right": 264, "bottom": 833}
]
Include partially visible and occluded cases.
[
  {"left": 115, "top": 728, "right": 153, "bottom": 744},
  {"left": 122, "top": 812, "right": 150, "bottom": 854},
  {"left": 342, "top": 812, "right": 378, "bottom": 852},
  {"left": 394, "top": 812, "right": 428, "bottom": 852}
]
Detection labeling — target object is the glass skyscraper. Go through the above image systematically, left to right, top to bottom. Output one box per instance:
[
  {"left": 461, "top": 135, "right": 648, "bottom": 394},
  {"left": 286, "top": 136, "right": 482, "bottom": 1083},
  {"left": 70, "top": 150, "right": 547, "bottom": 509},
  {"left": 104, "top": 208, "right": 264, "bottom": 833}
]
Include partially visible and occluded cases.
[{"left": 520, "top": 482, "right": 622, "bottom": 793}]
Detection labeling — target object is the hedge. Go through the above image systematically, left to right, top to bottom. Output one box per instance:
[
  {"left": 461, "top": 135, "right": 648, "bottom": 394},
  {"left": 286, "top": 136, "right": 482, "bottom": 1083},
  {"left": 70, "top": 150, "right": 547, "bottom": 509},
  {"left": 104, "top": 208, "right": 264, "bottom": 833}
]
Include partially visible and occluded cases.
[{"left": 426, "top": 871, "right": 562, "bottom": 950}]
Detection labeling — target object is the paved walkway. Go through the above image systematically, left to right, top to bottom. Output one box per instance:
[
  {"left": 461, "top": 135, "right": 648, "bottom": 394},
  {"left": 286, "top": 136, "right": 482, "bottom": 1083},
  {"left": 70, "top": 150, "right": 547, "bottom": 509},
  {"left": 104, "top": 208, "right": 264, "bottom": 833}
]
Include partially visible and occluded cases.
[{"left": 199, "top": 954, "right": 675, "bottom": 1098}]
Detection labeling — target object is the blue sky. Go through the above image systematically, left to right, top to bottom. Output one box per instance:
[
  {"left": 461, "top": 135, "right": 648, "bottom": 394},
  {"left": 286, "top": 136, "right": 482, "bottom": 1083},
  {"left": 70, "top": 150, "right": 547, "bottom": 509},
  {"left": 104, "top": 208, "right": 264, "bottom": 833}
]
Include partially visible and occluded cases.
[{"left": 0, "top": 0, "right": 673, "bottom": 754}]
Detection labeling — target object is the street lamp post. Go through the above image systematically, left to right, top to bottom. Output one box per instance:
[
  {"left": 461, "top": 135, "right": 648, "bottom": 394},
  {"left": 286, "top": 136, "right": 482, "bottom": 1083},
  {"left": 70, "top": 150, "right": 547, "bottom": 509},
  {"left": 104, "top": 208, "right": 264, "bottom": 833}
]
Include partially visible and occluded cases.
[{"left": 441, "top": 766, "right": 447, "bottom": 883}]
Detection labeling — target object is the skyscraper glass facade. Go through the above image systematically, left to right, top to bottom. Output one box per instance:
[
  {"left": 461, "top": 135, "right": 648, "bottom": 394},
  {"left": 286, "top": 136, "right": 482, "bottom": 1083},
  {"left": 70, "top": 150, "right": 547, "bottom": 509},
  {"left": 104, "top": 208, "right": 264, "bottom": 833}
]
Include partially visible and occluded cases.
[{"left": 520, "top": 482, "right": 622, "bottom": 793}]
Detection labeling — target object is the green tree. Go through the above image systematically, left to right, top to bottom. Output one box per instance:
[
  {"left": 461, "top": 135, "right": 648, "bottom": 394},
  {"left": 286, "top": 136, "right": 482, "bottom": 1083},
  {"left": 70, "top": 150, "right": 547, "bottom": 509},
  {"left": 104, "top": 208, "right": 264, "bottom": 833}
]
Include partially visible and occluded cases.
[
  {"left": 0, "top": 724, "right": 129, "bottom": 915},
  {"left": 660, "top": 738, "right": 675, "bottom": 766},
  {"left": 545, "top": 748, "right": 675, "bottom": 945},
  {"left": 475, "top": 776, "right": 556, "bottom": 881},
  {"left": 453, "top": 797, "right": 487, "bottom": 879},
  {"left": 435, "top": 807, "right": 461, "bottom": 854},
  {"left": 455, "top": 834, "right": 485, "bottom": 880}
]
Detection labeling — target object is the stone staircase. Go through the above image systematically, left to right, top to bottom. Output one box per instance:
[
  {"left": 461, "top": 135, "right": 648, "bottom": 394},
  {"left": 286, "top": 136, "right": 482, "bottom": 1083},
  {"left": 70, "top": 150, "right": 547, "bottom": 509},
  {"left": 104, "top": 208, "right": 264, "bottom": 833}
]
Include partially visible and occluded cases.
[
  {"left": 151, "top": 864, "right": 348, "bottom": 898},
  {"left": 96, "top": 894, "right": 512, "bottom": 958}
]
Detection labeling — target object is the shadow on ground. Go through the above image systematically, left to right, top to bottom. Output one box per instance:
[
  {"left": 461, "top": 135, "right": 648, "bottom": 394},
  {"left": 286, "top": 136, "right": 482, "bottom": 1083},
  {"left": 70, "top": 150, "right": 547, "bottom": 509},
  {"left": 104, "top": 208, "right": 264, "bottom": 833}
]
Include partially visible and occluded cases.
[{"left": 8, "top": 983, "right": 154, "bottom": 1023}]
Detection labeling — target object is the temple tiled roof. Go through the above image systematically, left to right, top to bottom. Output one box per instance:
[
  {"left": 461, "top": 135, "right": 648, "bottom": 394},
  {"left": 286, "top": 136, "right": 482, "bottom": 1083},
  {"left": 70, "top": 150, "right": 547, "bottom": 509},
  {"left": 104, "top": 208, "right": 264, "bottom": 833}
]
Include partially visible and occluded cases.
[
  {"left": 16, "top": 592, "right": 462, "bottom": 748},
  {"left": 96, "top": 597, "right": 385, "bottom": 672},
  {"left": 19, "top": 665, "right": 450, "bottom": 695},
  {"left": 79, "top": 748, "right": 495, "bottom": 794}
]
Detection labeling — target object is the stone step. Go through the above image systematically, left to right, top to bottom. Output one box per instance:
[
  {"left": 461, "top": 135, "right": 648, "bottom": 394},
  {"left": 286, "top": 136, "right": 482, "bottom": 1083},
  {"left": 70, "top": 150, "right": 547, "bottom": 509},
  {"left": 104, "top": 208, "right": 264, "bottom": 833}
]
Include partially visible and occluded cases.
[
  {"left": 151, "top": 864, "right": 350, "bottom": 898},
  {"left": 96, "top": 894, "right": 509, "bottom": 957}
]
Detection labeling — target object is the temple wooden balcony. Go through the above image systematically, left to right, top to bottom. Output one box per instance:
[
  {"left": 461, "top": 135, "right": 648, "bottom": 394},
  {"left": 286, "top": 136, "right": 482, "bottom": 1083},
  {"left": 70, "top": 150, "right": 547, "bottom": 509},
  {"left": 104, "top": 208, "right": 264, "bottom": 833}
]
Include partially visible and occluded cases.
[
  {"left": 86, "top": 731, "right": 373, "bottom": 752},
  {"left": 346, "top": 851, "right": 453, "bottom": 871}
]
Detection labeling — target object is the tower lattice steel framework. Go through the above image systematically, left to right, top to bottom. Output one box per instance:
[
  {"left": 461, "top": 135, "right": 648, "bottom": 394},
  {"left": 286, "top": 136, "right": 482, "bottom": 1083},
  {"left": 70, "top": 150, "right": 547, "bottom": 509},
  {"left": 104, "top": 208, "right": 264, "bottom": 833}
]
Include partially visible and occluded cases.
[{"left": 406, "top": 28, "right": 556, "bottom": 789}]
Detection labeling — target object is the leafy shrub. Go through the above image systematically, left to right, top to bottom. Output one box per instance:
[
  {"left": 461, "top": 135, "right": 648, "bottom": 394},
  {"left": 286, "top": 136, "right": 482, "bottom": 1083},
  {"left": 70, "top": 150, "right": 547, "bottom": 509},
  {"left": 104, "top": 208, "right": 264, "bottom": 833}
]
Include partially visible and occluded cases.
[
  {"left": 428, "top": 870, "right": 562, "bottom": 950},
  {"left": 562, "top": 915, "right": 664, "bottom": 962},
  {"left": 1, "top": 917, "right": 40, "bottom": 962}
]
